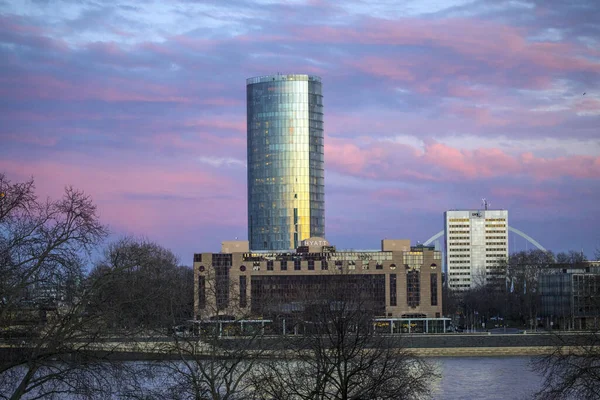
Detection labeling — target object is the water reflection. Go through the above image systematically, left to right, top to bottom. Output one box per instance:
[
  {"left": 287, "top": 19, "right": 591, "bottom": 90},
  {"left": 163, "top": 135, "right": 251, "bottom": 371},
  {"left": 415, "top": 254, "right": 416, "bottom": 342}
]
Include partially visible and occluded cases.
[
  {"left": 5, "top": 356, "right": 546, "bottom": 399},
  {"left": 430, "top": 357, "right": 541, "bottom": 400}
]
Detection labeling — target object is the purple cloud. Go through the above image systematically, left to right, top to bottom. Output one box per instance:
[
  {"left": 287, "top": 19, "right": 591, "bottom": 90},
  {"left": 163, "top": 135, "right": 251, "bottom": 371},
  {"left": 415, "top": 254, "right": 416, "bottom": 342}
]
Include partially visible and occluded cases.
[{"left": 1, "top": 0, "right": 599, "bottom": 260}]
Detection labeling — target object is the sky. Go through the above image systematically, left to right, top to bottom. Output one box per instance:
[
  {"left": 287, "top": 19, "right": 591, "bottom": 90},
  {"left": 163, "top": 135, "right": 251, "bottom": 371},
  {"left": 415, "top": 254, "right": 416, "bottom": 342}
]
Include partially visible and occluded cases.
[{"left": 1, "top": 0, "right": 599, "bottom": 263}]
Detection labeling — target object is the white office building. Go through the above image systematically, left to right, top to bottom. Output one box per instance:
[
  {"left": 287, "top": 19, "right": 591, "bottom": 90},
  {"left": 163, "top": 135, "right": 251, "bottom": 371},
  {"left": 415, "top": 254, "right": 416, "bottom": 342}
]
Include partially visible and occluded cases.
[{"left": 445, "top": 209, "right": 508, "bottom": 290}]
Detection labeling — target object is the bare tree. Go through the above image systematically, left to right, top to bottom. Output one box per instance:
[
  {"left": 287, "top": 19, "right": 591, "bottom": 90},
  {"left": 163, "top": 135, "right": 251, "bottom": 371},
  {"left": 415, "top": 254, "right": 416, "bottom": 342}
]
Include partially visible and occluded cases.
[
  {"left": 0, "top": 173, "right": 130, "bottom": 399},
  {"left": 86, "top": 237, "right": 193, "bottom": 335},
  {"left": 506, "top": 250, "right": 555, "bottom": 329},
  {"left": 556, "top": 250, "right": 587, "bottom": 264},
  {"left": 142, "top": 261, "right": 268, "bottom": 400},
  {"left": 445, "top": 261, "right": 508, "bottom": 332},
  {"left": 532, "top": 273, "right": 600, "bottom": 399},
  {"left": 248, "top": 277, "right": 436, "bottom": 400},
  {"left": 532, "top": 332, "right": 600, "bottom": 399}
]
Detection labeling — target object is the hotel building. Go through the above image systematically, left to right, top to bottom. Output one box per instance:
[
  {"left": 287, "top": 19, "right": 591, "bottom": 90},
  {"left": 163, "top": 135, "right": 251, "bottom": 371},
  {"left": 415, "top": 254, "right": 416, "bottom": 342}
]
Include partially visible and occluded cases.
[
  {"left": 246, "top": 74, "right": 325, "bottom": 251},
  {"left": 445, "top": 210, "right": 509, "bottom": 290},
  {"left": 193, "top": 238, "right": 445, "bottom": 332}
]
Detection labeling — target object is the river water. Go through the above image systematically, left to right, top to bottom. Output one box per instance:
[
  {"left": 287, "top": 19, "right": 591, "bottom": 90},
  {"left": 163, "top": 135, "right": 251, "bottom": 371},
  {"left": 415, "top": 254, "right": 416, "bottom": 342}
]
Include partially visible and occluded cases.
[
  {"left": 3, "top": 356, "right": 545, "bottom": 399},
  {"left": 431, "top": 356, "right": 541, "bottom": 399}
]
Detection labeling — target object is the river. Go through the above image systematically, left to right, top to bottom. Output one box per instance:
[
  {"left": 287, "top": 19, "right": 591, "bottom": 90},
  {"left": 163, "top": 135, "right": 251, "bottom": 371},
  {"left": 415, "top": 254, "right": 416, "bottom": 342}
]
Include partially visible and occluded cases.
[
  {"left": 2, "top": 356, "right": 546, "bottom": 399},
  {"left": 432, "top": 356, "right": 542, "bottom": 399}
]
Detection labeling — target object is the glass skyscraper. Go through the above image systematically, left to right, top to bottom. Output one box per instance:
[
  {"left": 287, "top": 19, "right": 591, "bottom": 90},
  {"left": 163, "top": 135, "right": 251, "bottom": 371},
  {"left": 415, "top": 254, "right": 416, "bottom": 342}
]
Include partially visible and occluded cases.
[{"left": 246, "top": 74, "right": 325, "bottom": 251}]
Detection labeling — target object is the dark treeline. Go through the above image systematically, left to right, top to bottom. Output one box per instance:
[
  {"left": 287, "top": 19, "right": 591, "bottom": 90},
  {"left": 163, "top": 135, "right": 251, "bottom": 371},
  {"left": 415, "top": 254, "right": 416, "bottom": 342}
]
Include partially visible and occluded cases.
[
  {"left": 0, "top": 174, "right": 196, "bottom": 399},
  {"left": 444, "top": 249, "right": 591, "bottom": 332}
]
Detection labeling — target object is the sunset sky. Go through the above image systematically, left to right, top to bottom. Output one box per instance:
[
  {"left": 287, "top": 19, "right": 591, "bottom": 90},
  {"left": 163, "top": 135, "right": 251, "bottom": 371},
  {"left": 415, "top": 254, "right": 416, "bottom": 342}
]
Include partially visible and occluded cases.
[{"left": 1, "top": 0, "right": 599, "bottom": 263}]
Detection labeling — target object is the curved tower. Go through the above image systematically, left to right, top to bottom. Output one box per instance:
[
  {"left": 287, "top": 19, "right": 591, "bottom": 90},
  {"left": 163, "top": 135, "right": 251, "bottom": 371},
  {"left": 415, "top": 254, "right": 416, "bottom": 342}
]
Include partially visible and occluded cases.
[{"left": 246, "top": 74, "right": 325, "bottom": 251}]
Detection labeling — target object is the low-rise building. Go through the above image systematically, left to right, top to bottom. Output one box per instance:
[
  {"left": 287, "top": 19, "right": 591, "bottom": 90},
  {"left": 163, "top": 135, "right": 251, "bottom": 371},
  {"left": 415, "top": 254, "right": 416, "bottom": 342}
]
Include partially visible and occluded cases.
[
  {"left": 193, "top": 238, "right": 445, "bottom": 332},
  {"left": 539, "top": 261, "right": 600, "bottom": 330}
]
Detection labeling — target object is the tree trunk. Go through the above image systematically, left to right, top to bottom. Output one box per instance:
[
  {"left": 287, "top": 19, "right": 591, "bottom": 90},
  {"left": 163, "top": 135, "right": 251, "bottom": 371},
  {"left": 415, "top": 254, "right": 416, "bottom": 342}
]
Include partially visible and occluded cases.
[{"left": 10, "top": 364, "right": 37, "bottom": 400}]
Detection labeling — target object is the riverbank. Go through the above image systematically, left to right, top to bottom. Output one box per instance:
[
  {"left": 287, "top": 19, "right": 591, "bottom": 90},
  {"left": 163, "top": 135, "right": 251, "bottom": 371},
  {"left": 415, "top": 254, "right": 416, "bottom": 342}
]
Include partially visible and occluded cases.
[
  {"left": 3, "top": 332, "right": 593, "bottom": 360},
  {"left": 412, "top": 345, "right": 555, "bottom": 357}
]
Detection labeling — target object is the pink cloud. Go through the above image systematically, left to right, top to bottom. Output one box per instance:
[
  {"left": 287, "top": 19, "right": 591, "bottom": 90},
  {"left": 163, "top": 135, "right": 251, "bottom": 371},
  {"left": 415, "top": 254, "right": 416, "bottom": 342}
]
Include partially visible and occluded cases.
[
  {"left": 0, "top": 15, "right": 45, "bottom": 35},
  {"left": 0, "top": 16, "right": 68, "bottom": 52},
  {"left": 291, "top": 18, "right": 600, "bottom": 94},
  {"left": 309, "top": 18, "right": 598, "bottom": 72},
  {"left": 109, "top": 27, "right": 135, "bottom": 38},
  {"left": 169, "top": 35, "right": 218, "bottom": 52},
  {"left": 86, "top": 41, "right": 124, "bottom": 57},
  {"left": 138, "top": 41, "right": 177, "bottom": 56},
  {"left": 349, "top": 57, "right": 416, "bottom": 82},
  {"left": 1, "top": 74, "right": 194, "bottom": 103},
  {"left": 445, "top": 84, "right": 490, "bottom": 99},
  {"left": 199, "top": 97, "right": 242, "bottom": 106},
  {"left": 574, "top": 97, "right": 600, "bottom": 115},
  {"left": 441, "top": 104, "right": 510, "bottom": 127},
  {"left": 184, "top": 118, "right": 246, "bottom": 133},
  {"left": 139, "top": 131, "right": 245, "bottom": 156},
  {"left": 2, "top": 133, "right": 58, "bottom": 147},
  {"left": 325, "top": 136, "right": 368, "bottom": 174},
  {"left": 324, "top": 137, "right": 600, "bottom": 182},
  {"left": 522, "top": 154, "right": 600, "bottom": 180},
  {"left": 0, "top": 157, "right": 243, "bottom": 234},
  {"left": 491, "top": 186, "right": 563, "bottom": 206}
]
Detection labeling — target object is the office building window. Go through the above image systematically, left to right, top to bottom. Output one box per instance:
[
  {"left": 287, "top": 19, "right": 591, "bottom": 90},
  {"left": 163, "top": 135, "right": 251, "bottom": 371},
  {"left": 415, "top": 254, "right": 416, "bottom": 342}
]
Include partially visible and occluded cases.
[
  {"left": 281, "top": 260, "right": 287, "bottom": 271},
  {"left": 215, "top": 266, "right": 229, "bottom": 310},
  {"left": 407, "top": 271, "right": 420, "bottom": 308},
  {"left": 430, "top": 273, "right": 438, "bottom": 306},
  {"left": 390, "top": 274, "right": 397, "bottom": 307},
  {"left": 198, "top": 276, "right": 206, "bottom": 309},
  {"left": 240, "top": 276, "right": 247, "bottom": 308}
]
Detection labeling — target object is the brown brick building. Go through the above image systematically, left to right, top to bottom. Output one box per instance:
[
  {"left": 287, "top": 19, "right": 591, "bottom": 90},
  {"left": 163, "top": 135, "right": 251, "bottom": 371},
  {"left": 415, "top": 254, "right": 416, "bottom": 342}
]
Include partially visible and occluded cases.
[{"left": 193, "top": 238, "right": 444, "bottom": 329}]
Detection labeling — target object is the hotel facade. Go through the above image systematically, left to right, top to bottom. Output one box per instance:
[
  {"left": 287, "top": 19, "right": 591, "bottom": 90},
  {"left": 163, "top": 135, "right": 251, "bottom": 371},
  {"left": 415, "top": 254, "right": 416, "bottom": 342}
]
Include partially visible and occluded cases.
[
  {"left": 445, "top": 209, "right": 509, "bottom": 290},
  {"left": 193, "top": 239, "right": 444, "bottom": 331}
]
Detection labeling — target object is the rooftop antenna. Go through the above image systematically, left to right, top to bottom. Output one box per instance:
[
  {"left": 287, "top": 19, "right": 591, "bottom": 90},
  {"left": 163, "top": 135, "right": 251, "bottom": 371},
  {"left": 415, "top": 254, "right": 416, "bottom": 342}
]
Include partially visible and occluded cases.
[{"left": 482, "top": 198, "right": 490, "bottom": 210}]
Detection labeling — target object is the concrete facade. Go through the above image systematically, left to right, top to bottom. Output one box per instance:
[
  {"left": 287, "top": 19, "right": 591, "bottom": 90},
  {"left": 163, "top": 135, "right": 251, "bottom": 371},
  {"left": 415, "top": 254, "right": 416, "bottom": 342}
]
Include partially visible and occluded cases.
[
  {"left": 445, "top": 209, "right": 508, "bottom": 290},
  {"left": 193, "top": 239, "right": 443, "bottom": 320}
]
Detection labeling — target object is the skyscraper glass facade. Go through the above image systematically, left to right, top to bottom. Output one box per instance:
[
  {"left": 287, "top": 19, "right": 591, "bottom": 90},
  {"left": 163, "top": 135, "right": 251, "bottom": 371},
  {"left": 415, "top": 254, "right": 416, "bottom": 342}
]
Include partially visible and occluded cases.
[{"left": 247, "top": 74, "right": 324, "bottom": 250}]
